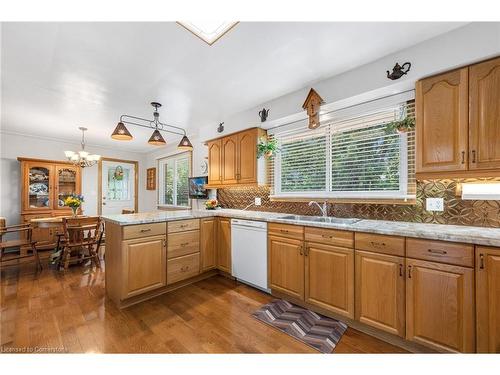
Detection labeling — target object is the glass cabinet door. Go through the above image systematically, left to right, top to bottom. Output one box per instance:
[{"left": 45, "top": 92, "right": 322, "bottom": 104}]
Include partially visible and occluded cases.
[
  {"left": 26, "top": 164, "right": 53, "bottom": 210},
  {"left": 55, "top": 166, "right": 79, "bottom": 210}
]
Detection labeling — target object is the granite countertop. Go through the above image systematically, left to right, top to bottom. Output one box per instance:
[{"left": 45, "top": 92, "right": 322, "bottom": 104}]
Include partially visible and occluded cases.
[{"left": 102, "top": 208, "right": 500, "bottom": 247}]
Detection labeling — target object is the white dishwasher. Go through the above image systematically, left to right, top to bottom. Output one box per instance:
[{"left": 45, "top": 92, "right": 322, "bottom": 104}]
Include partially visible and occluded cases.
[{"left": 231, "top": 219, "right": 270, "bottom": 293}]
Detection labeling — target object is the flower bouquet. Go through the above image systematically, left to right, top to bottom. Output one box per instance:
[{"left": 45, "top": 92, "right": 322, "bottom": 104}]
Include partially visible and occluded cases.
[
  {"left": 64, "top": 194, "right": 84, "bottom": 216},
  {"left": 204, "top": 199, "right": 219, "bottom": 210}
]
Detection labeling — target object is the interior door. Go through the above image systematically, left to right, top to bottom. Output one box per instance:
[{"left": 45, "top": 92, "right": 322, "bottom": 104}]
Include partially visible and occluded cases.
[
  {"left": 469, "top": 57, "right": 500, "bottom": 170},
  {"left": 101, "top": 160, "right": 136, "bottom": 215}
]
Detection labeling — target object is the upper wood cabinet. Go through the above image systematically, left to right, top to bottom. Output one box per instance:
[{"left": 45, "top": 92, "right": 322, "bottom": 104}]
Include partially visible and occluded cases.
[
  {"left": 416, "top": 56, "right": 500, "bottom": 178},
  {"left": 469, "top": 57, "right": 500, "bottom": 170},
  {"left": 416, "top": 67, "right": 469, "bottom": 174},
  {"left": 206, "top": 127, "right": 267, "bottom": 187},
  {"left": 207, "top": 139, "right": 222, "bottom": 185},
  {"left": 200, "top": 217, "right": 217, "bottom": 272},
  {"left": 217, "top": 217, "right": 231, "bottom": 273},
  {"left": 476, "top": 246, "right": 500, "bottom": 353},
  {"left": 355, "top": 250, "right": 406, "bottom": 337},
  {"left": 406, "top": 258, "right": 475, "bottom": 353}
]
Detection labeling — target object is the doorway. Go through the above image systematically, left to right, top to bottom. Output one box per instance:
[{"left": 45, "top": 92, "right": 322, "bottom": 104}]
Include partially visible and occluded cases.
[{"left": 98, "top": 158, "right": 138, "bottom": 215}]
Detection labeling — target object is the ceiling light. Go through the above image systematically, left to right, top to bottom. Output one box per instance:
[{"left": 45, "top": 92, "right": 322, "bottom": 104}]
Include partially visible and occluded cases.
[
  {"left": 177, "top": 21, "right": 238, "bottom": 45},
  {"left": 112, "top": 101, "right": 193, "bottom": 150},
  {"left": 111, "top": 122, "right": 133, "bottom": 140},
  {"left": 64, "top": 127, "right": 100, "bottom": 168}
]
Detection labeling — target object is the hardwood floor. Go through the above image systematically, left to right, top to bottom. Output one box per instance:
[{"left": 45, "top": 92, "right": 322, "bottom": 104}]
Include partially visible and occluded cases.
[{"left": 0, "top": 261, "right": 406, "bottom": 353}]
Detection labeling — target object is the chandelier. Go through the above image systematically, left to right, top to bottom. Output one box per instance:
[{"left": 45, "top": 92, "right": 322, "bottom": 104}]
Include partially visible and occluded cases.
[
  {"left": 111, "top": 102, "right": 193, "bottom": 150},
  {"left": 64, "top": 127, "right": 101, "bottom": 168}
]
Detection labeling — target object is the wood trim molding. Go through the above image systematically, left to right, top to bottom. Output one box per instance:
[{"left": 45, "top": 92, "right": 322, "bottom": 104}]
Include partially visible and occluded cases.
[
  {"left": 17, "top": 157, "right": 76, "bottom": 165},
  {"left": 98, "top": 157, "right": 139, "bottom": 215},
  {"left": 416, "top": 169, "right": 500, "bottom": 180}
]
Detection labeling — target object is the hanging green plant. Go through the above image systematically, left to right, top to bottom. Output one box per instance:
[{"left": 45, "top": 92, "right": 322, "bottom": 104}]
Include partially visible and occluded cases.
[
  {"left": 385, "top": 116, "right": 415, "bottom": 134},
  {"left": 257, "top": 138, "right": 279, "bottom": 158},
  {"left": 114, "top": 166, "right": 124, "bottom": 181}
]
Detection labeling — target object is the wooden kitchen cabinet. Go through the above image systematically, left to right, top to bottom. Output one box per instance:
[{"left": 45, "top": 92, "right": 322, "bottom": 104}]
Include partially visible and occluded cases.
[
  {"left": 469, "top": 57, "right": 500, "bottom": 170},
  {"left": 416, "top": 67, "right": 469, "bottom": 174},
  {"left": 237, "top": 128, "right": 258, "bottom": 184},
  {"left": 222, "top": 134, "right": 238, "bottom": 184},
  {"left": 207, "top": 139, "right": 222, "bottom": 185},
  {"left": 217, "top": 217, "right": 231, "bottom": 273},
  {"left": 200, "top": 218, "right": 217, "bottom": 271},
  {"left": 122, "top": 235, "right": 167, "bottom": 299},
  {"left": 269, "top": 235, "right": 305, "bottom": 300},
  {"left": 305, "top": 242, "right": 354, "bottom": 318},
  {"left": 476, "top": 246, "right": 500, "bottom": 353},
  {"left": 355, "top": 250, "right": 406, "bottom": 337},
  {"left": 406, "top": 258, "right": 475, "bottom": 353}
]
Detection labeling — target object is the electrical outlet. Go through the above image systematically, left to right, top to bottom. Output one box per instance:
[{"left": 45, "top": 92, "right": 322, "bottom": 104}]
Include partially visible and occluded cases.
[
  {"left": 254, "top": 197, "right": 262, "bottom": 206},
  {"left": 426, "top": 198, "right": 444, "bottom": 212}
]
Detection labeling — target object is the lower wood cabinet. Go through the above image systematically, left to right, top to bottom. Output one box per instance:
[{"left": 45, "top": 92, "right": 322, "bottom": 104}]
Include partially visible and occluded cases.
[
  {"left": 200, "top": 218, "right": 217, "bottom": 271},
  {"left": 217, "top": 218, "right": 231, "bottom": 273},
  {"left": 122, "top": 235, "right": 167, "bottom": 299},
  {"left": 269, "top": 235, "right": 305, "bottom": 300},
  {"left": 305, "top": 242, "right": 354, "bottom": 318},
  {"left": 476, "top": 246, "right": 500, "bottom": 353},
  {"left": 355, "top": 250, "right": 406, "bottom": 337},
  {"left": 167, "top": 252, "right": 200, "bottom": 285},
  {"left": 406, "top": 258, "right": 475, "bottom": 353}
]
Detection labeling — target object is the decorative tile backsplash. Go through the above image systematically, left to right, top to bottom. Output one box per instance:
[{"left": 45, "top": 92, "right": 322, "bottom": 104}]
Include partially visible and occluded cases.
[{"left": 217, "top": 178, "right": 500, "bottom": 228}]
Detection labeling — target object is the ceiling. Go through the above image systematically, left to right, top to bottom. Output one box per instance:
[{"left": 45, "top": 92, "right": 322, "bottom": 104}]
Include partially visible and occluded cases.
[{"left": 1, "top": 22, "right": 466, "bottom": 152}]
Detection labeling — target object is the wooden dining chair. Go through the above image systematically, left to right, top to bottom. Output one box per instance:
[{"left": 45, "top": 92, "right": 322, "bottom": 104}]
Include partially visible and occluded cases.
[
  {"left": 59, "top": 216, "right": 104, "bottom": 271},
  {"left": 0, "top": 217, "right": 42, "bottom": 271}
]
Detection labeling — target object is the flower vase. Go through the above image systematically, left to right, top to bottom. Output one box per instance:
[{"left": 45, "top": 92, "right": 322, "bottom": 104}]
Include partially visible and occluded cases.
[{"left": 71, "top": 207, "right": 78, "bottom": 217}]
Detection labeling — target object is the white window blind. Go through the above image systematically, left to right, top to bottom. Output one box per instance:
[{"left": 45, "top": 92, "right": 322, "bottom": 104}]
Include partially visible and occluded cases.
[
  {"left": 269, "top": 96, "right": 415, "bottom": 200},
  {"left": 158, "top": 152, "right": 191, "bottom": 207}
]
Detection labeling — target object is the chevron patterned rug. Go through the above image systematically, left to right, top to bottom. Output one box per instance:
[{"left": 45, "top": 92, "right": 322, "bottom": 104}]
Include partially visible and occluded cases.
[{"left": 252, "top": 299, "right": 348, "bottom": 353}]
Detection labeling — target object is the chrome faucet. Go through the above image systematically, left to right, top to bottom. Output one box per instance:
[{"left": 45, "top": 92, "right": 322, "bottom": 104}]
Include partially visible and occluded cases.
[{"left": 308, "top": 201, "right": 328, "bottom": 217}]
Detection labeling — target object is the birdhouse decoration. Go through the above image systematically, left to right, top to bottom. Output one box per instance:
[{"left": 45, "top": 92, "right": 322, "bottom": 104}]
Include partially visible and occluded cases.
[{"left": 302, "top": 88, "right": 325, "bottom": 129}]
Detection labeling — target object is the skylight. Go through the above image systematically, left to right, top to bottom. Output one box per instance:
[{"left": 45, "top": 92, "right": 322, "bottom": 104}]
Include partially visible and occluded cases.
[{"left": 177, "top": 21, "right": 238, "bottom": 45}]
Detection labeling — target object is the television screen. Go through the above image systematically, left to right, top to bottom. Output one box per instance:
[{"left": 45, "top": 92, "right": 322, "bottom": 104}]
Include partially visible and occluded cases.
[{"left": 188, "top": 176, "right": 208, "bottom": 199}]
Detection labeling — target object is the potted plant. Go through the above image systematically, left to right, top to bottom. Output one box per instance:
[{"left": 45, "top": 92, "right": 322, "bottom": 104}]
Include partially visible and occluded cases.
[
  {"left": 385, "top": 116, "right": 415, "bottom": 134},
  {"left": 257, "top": 138, "right": 279, "bottom": 158},
  {"left": 64, "top": 194, "right": 84, "bottom": 216},
  {"left": 204, "top": 199, "right": 220, "bottom": 210}
]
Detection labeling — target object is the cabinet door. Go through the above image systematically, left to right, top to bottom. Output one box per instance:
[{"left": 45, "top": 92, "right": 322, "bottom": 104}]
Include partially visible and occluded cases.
[
  {"left": 469, "top": 57, "right": 500, "bottom": 170},
  {"left": 416, "top": 68, "right": 468, "bottom": 173},
  {"left": 237, "top": 129, "right": 257, "bottom": 184},
  {"left": 222, "top": 135, "right": 238, "bottom": 184},
  {"left": 207, "top": 139, "right": 222, "bottom": 185},
  {"left": 23, "top": 162, "right": 54, "bottom": 211},
  {"left": 54, "top": 165, "right": 81, "bottom": 211},
  {"left": 22, "top": 213, "right": 55, "bottom": 250},
  {"left": 200, "top": 218, "right": 217, "bottom": 271},
  {"left": 217, "top": 218, "right": 231, "bottom": 273},
  {"left": 122, "top": 235, "right": 166, "bottom": 299},
  {"left": 269, "top": 235, "right": 304, "bottom": 300},
  {"left": 305, "top": 242, "right": 354, "bottom": 318},
  {"left": 476, "top": 246, "right": 500, "bottom": 353},
  {"left": 355, "top": 250, "right": 405, "bottom": 337},
  {"left": 406, "top": 258, "right": 474, "bottom": 353}
]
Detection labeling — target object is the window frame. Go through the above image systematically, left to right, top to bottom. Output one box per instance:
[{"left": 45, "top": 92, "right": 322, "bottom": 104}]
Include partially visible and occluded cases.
[{"left": 157, "top": 151, "right": 192, "bottom": 208}]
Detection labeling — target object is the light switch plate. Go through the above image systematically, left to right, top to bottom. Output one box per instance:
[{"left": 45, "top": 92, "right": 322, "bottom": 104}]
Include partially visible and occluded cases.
[
  {"left": 254, "top": 197, "right": 262, "bottom": 206},
  {"left": 426, "top": 198, "right": 444, "bottom": 212}
]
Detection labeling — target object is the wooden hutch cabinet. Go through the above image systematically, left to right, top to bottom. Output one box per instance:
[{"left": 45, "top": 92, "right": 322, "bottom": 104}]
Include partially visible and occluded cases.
[{"left": 18, "top": 157, "right": 82, "bottom": 250}]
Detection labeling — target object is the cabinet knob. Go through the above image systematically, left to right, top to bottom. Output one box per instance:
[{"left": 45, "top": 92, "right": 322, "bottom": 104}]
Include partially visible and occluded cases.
[
  {"left": 471, "top": 150, "right": 477, "bottom": 163},
  {"left": 461, "top": 151, "right": 465, "bottom": 164},
  {"left": 479, "top": 253, "right": 485, "bottom": 269},
  {"left": 407, "top": 265, "right": 412, "bottom": 279}
]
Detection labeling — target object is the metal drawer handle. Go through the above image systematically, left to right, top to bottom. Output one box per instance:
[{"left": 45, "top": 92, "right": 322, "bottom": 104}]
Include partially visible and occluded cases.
[
  {"left": 471, "top": 150, "right": 476, "bottom": 163},
  {"left": 461, "top": 151, "right": 465, "bottom": 164},
  {"left": 180, "top": 224, "right": 188, "bottom": 228},
  {"left": 140, "top": 229, "right": 152, "bottom": 233},
  {"left": 280, "top": 229, "right": 289, "bottom": 233},
  {"left": 322, "top": 235, "right": 333, "bottom": 239},
  {"left": 370, "top": 241, "right": 386, "bottom": 247},
  {"left": 180, "top": 242, "right": 189, "bottom": 247},
  {"left": 298, "top": 245, "right": 303, "bottom": 256},
  {"left": 427, "top": 248, "right": 447, "bottom": 255},
  {"left": 480, "top": 254, "right": 485, "bottom": 269},
  {"left": 399, "top": 264, "right": 403, "bottom": 277},
  {"left": 181, "top": 265, "right": 189, "bottom": 272},
  {"left": 408, "top": 265, "right": 412, "bottom": 279}
]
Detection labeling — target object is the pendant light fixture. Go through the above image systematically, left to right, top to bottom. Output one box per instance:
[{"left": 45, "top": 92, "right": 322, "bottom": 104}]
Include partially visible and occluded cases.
[
  {"left": 111, "top": 102, "right": 193, "bottom": 150},
  {"left": 64, "top": 127, "right": 101, "bottom": 168}
]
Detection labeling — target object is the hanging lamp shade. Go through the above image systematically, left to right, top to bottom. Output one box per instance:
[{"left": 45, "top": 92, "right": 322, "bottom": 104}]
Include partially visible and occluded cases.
[
  {"left": 111, "top": 122, "right": 133, "bottom": 140},
  {"left": 148, "top": 129, "right": 166, "bottom": 146},
  {"left": 177, "top": 135, "right": 193, "bottom": 150}
]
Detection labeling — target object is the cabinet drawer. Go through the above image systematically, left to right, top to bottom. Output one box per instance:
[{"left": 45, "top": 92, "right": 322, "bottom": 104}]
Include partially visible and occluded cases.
[
  {"left": 168, "top": 219, "right": 200, "bottom": 233},
  {"left": 123, "top": 222, "right": 166, "bottom": 240},
  {"left": 269, "top": 223, "right": 304, "bottom": 240},
  {"left": 305, "top": 227, "right": 354, "bottom": 248},
  {"left": 167, "top": 230, "right": 200, "bottom": 259},
  {"left": 355, "top": 233, "right": 405, "bottom": 257},
  {"left": 407, "top": 238, "right": 473, "bottom": 267},
  {"left": 167, "top": 253, "right": 200, "bottom": 285}
]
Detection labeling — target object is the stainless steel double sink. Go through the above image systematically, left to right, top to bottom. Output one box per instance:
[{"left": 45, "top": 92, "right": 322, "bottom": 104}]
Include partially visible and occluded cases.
[{"left": 277, "top": 215, "right": 361, "bottom": 225}]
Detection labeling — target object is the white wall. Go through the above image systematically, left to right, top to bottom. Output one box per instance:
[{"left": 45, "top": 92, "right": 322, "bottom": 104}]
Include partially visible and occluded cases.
[{"left": 0, "top": 132, "right": 148, "bottom": 226}]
